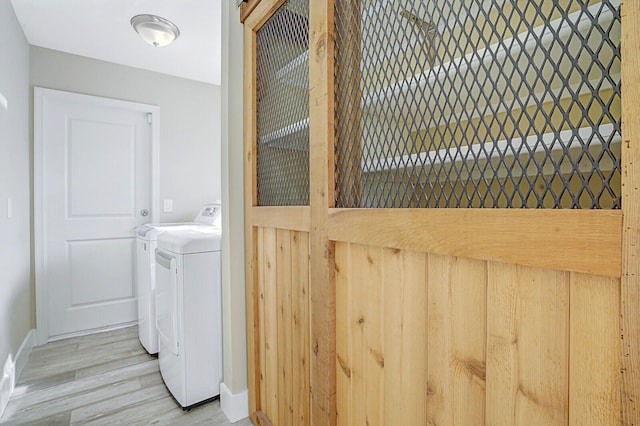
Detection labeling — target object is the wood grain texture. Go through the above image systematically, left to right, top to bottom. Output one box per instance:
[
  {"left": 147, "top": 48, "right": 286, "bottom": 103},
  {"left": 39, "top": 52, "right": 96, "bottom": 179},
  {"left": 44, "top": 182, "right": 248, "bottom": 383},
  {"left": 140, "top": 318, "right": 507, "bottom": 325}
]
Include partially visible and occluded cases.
[
  {"left": 239, "top": 0, "right": 261, "bottom": 24},
  {"left": 244, "top": 0, "right": 286, "bottom": 30},
  {"left": 334, "top": 0, "right": 362, "bottom": 207},
  {"left": 308, "top": 1, "right": 337, "bottom": 425},
  {"left": 621, "top": 1, "right": 640, "bottom": 423},
  {"left": 252, "top": 206, "right": 310, "bottom": 232},
  {"left": 328, "top": 208, "right": 623, "bottom": 277},
  {"left": 257, "top": 227, "right": 267, "bottom": 417},
  {"left": 262, "top": 227, "right": 279, "bottom": 424},
  {"left": 276, "top": 229, "right": 293, "bottom": 426},
  {"left": 291, "top": 231, "right": 310, "bottom": 425},
  {"left": 335, "top": 242, "right": 351, "bottom": 426},
  {"left": 350, "top": 244, "right": 384, "bottom": 426},
  {"left": 383, "top": 248, "right": 428, "bottom": 425},
  {"left": 427, "top": 254, "right": 486, "bottom": 425},
  {"left": 486, "top": 262, "right": 570, "bottom": 425},
  {"left": 569, "top": 273, "right": 621, "bottom": 425},
  {"left": 2, "top": 327, "right": 251, "bottom": 425}
]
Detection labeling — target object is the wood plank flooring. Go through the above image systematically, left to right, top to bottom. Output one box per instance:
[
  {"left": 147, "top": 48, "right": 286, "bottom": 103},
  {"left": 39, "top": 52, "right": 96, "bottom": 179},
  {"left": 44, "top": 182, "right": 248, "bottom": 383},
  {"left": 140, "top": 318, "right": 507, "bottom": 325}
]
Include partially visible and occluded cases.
[{"left": 0, "top": 326, "right": 252, "bottom": 425}]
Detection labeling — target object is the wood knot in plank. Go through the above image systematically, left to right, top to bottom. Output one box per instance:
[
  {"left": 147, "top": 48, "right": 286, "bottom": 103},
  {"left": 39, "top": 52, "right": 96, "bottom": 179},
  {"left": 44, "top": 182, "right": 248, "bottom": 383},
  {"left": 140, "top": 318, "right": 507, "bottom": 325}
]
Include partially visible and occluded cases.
[
  {"left": 315, "top": 36, "right": 327, "bottom": 62},
  {"left": 369, "top": 348, "right": 384, "bottom": 368},
  {"left": 337, "top": 355, "right": 351, "bottom": 379},
  {"left": 452, "top": 356, "right": 485, "bottom": 382}
]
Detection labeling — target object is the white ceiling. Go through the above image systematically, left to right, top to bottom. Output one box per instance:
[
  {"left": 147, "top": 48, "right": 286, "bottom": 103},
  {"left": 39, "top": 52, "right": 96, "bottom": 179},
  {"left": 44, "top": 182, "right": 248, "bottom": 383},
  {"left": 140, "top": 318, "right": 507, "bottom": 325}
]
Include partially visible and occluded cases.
[{"left": 10, "top": 0, "right": 221, "bottom": 85}]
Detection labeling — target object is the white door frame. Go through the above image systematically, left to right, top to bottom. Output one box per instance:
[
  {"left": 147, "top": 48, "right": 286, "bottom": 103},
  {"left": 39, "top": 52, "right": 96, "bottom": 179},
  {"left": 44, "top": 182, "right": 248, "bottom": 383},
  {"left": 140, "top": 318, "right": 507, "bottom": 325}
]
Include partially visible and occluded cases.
[{"left": 34, "top": 87, "right": 160, "bottom": 345}]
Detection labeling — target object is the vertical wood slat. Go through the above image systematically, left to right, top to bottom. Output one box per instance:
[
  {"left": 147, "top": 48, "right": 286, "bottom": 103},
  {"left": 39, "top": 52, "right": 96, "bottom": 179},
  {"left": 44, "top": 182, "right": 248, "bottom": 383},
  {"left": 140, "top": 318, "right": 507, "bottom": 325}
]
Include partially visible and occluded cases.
[
  {"left": 334, "top": 0, "right": 362, "bottom": 207},
  {"left": 309, "top": 1, "right": 336, "bottom": 425},
  {"left": 621, "top": 1, "right": 640, "bottom": 423},
  {"left": 262, "top": 227, "right": 279, "bottom": 424},
  {"left": 257, "top": 228, "right": 267, "bottom": 416},
  {"left": 276, "top": 229, "right": 293, "bottom": 425},
  {"left": 291, "top": 231, "right": 310, "bottom": 425},
  {"left": 335, "top": 242, "right": 351, "bottom": 426},
  {"left": 349, "top": 244, "right": 384, "bottom": 425},
  {"left": 383, "top": 248, "right": 428, "bottom": 425},
  {"left": 427, "top": 254, "right": 486, "bottom": 425},
  {"left": 486, "top": 262, "right": 570, "bottom": 425},
  {"left": 569, "top": 273, "right": 621, "bottom": 425}
]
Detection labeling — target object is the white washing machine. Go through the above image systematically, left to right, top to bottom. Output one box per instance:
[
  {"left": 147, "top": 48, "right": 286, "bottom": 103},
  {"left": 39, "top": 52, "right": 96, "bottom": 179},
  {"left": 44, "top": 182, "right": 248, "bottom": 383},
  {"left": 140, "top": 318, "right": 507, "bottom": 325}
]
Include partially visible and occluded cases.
[
  {"left": 135, "top": 203, "right": 221, "bottom": 354},
  {"left": 155, "top": 226, "right": 222, "bottom": 408}
]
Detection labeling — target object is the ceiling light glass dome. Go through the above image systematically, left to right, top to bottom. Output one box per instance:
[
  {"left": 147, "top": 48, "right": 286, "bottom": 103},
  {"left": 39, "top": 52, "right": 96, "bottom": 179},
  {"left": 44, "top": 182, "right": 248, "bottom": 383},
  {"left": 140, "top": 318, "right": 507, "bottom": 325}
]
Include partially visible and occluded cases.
[{"left": 131, "top": 14, "right": 180, "bottom": 47}]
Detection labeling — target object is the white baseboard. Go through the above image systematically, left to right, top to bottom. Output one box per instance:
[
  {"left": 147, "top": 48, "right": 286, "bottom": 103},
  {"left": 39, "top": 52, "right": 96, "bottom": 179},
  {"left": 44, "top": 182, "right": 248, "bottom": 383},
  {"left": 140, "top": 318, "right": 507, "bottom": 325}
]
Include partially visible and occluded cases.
[
  {"left": 0, "top": 329, "right": 35, "bottom": 418},
  {"left": 15, "top": 329, "right": 35, "bottom": 381},
  {"left": 0, "top": 354, "right": 14, "bottom": 418},
  {"left": 220, "top": 382, "right": 249, "bottom": 423}
]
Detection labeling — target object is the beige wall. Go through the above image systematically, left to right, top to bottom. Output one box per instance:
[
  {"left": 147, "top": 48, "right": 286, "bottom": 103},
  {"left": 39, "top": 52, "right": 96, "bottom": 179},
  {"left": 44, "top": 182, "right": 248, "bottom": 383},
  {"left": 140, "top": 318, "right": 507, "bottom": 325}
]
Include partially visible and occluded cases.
[
  {"left": 0, "top": 0, "right": 32, "bottom": 371},
  {"left": 221, "top": 0, "right": 248, "bottom": 395},
  {"left": 30, "top": 47, "right": 221, "bottom": 222}
]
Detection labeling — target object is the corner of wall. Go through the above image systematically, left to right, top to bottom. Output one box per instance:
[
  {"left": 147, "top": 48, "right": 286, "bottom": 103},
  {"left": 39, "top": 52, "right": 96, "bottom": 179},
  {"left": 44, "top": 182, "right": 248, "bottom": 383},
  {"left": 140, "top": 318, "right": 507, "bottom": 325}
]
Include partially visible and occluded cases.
[{"left": 220, "top": 382, "right": 249, "bottom": 423}]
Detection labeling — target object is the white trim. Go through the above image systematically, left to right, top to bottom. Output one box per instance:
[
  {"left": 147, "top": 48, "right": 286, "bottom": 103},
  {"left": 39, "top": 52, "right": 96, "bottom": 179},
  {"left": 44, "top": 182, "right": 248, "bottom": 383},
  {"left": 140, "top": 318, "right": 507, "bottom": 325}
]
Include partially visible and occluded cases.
[
  {"left": 34, "top": 87, "right": 160, "bottom": 345},
  {"left": 0, "top": 329, "right": 35, "bottom": 418},
  {"left": 14, "top": 329, "right": 35, "bottom": 381},
  {"left": 0, "top": 354, "right": 14, "bottom": 418},
  {"left": 220, "top": 382, "right": 249, "bottom": 423}
]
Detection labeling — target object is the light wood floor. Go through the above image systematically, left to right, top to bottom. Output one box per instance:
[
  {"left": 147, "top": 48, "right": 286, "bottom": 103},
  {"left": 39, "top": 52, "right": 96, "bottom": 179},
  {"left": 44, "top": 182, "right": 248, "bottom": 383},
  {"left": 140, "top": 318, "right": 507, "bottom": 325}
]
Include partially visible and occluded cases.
[{"left": 0, "top": 326, "right": 252, "bottom": 425}]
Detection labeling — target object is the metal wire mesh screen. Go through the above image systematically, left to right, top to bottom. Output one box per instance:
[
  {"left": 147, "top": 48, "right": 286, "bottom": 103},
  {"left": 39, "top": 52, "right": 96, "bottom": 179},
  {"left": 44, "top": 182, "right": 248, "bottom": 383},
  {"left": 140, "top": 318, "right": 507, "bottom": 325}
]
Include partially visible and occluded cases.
[
  {"left": 256, "top": 0, "right": 309, "bottom": 206},
  {"left": 334, "top": 0, "right": 621, "bottom": 208}
]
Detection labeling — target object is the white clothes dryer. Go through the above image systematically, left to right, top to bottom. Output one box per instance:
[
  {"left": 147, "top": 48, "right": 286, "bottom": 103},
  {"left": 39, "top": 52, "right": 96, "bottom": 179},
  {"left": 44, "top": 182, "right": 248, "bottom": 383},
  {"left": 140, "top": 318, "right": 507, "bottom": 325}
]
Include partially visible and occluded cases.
[
  {"left": 135, "top": 203, "right": 220, "bottom": 354},
  {"left": 155, "top": 227, "right": 222, "bottom": 408}
]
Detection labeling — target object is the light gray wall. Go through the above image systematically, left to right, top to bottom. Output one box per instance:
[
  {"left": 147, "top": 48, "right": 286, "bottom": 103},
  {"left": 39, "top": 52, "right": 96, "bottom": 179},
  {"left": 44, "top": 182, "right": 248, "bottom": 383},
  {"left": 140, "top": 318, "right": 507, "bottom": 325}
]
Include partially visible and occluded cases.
[
  {"left": 0, "top": 0, "right": 32, "bottom": 369},
  {"left": 221, "top": 0, "right": 247, "bottom": 395},
  {"left": 30, "top": 46, "right": 221, "bottom": 222}
]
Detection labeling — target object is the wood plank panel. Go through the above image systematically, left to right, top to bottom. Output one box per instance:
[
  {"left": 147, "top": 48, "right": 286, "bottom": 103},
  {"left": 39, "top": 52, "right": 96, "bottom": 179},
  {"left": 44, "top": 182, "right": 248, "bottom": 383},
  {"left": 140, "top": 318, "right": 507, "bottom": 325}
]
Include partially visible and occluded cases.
[
  {"left": 621, "top": 1, "right": 640, "bottom": 422},
  {"left": 252, "top": 206, "right": 310, "bottom": 232},
  {"left": 328, "top": 208, "right": 623, "bottom": 277},
  {"left": 256, "top": 227, "right": 267, "bottom": 415},
  {"left": 262, "top": 227, "right": 279, "bottom": 424},
  {"left": 276, "top": 229, "right": 293, "bottom": 425},
  {"left": 291, "top": 231, "right": 310, "bottom": 425},
  {"left": 335, "top": 242, "right": 351, "bottom": 426},
  {"left": 349, "top": 244, "right": 384, "bottom": 425},
  {"left": 383, "top": 248, "right": 428, "bottom": 425},
  {"left": 427, "top": 254, "right": 486, "bottom": 425},
  {"left": 486, "top": 262, "right": 569, "bottom": 425},
  {"left": 569, "top": 273, "right": 621, "bottom": 425}
]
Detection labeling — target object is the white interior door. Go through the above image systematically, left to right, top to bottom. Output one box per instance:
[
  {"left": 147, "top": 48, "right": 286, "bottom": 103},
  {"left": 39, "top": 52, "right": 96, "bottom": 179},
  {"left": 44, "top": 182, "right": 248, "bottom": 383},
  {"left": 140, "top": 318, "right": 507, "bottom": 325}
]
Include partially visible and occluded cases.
[{"left": 35, "top": 88, "right": 157, "bottom": 341}]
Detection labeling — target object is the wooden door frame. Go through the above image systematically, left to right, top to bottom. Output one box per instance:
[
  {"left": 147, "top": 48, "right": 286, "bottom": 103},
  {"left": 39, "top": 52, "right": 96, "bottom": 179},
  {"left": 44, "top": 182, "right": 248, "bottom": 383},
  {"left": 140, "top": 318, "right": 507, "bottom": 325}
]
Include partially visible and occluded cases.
[
  {"left": 620, "top": 2, "right": 640, "bottom": 422},
  {"left": 33, "top": 87, "right": 160, "bottom": 346}
]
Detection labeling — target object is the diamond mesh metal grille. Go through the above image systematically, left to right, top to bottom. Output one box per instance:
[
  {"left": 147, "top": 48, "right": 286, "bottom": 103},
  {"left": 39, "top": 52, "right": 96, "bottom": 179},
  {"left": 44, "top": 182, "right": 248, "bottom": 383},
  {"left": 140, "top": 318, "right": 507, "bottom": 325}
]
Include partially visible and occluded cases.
[
  {"left": 256, "top": 0, "right": 309, "bottom": 206},
  {"left": 334, "top": 0, "right": 621, "bottom": 208}
]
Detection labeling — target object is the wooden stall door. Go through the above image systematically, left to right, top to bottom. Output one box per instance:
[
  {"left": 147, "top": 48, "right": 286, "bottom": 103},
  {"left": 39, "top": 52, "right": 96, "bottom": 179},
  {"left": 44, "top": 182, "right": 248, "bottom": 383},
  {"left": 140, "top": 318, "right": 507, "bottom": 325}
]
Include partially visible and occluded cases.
[{"left": 240, "top": 0, "right": 640, "bottom": 425}]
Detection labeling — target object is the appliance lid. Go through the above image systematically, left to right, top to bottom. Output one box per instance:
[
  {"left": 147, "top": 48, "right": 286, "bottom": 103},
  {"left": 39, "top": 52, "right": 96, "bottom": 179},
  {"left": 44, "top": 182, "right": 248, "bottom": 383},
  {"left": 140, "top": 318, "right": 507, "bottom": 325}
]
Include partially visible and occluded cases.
[
  {"left": 136, "top": 222, "right": 198, "bottom": 239},
  {"left": 157, "top": 228, "right": 222, "bottom": 254}
]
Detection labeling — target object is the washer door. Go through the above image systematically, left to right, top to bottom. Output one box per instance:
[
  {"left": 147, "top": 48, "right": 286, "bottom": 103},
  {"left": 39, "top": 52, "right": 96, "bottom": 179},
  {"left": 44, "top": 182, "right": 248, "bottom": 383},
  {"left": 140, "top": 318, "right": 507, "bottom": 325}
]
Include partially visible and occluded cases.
[{"left": 155, "top": 249, "right": 179, "bottom": 356}]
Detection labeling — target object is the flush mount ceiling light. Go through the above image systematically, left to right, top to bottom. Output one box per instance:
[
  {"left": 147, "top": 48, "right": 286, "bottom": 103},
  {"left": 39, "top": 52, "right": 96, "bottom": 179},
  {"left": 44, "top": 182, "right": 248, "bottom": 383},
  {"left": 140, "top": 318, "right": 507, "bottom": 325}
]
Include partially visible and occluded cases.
[{"left": 131, "top": 14, "right": 180, "bottom": 47}]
